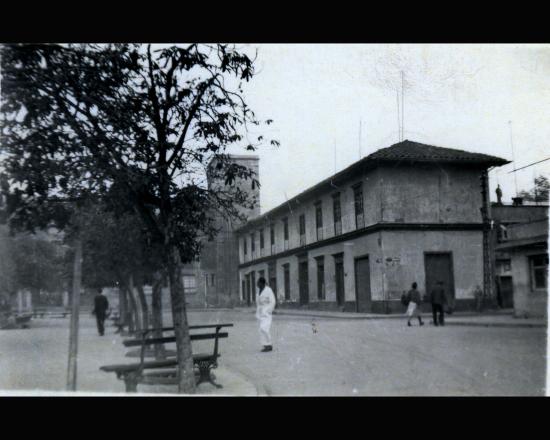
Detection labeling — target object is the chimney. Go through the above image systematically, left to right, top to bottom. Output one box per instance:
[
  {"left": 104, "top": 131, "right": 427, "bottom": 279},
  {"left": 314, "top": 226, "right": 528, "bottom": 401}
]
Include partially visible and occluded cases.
[{"left": 512, "top": 197, "right": 523, "bottom": 206}]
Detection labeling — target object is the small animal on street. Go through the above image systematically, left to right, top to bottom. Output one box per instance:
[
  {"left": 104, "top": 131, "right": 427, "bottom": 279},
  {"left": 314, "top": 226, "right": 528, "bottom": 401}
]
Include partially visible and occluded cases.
[{"left": 311, "top": 320, "right": 318, "bottom": 334}]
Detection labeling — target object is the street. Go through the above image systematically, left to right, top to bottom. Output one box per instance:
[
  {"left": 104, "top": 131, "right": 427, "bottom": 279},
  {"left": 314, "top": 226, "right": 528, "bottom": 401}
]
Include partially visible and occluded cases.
[{"left": 0, "top": 310, "right": 546, "bottom": 396}]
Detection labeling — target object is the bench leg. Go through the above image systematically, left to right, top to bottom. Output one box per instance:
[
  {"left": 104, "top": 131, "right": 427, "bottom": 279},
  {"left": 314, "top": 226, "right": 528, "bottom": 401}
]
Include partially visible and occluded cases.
[
  {"left": 196, "top": 362, "right": 222, "bottom": 389},
  {"left": 122, "top": 373, "right": 139, "bottom": 393}
]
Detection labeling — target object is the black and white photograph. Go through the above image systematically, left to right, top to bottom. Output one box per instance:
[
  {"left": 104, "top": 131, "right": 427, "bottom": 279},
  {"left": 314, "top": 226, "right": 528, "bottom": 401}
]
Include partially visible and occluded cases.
[{"left": 0, "top": 43, "right": 548, "bottom": 396}]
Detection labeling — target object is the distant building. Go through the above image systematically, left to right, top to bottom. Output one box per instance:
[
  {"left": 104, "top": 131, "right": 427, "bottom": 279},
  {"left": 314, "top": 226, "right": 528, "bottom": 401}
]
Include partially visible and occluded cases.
[
  {"left": 236, "top": 140, "right": 509, "bottom": 313},
  {"left": 181, "top": 155, "right": 260, "bottom": 309},
  {"left": 491, "top": 202, "right": 549, "bottom": 309},
  {"left": 495, "top": 217, "right": 548, "bottom": 318}
]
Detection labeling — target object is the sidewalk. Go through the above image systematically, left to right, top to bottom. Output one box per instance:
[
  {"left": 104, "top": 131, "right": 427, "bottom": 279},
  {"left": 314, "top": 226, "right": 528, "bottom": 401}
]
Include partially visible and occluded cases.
[
  {"left": 232, "top": 307, "right": 546, "bottom": 328},
  {"left": 0, "top": 316, "right": 260, "bottom": 396}
]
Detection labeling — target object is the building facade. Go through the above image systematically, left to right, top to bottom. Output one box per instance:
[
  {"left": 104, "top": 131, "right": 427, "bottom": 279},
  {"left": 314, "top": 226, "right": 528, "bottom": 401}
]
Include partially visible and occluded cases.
[
  {"left": 236, "top": 140, "right": 509, "bottom": 313},
  {"left": 491, "top": 202, "right": 549, "bottom": 309},
  {"left": 495, "top": 218, "right": 548, "bottom": 318}
]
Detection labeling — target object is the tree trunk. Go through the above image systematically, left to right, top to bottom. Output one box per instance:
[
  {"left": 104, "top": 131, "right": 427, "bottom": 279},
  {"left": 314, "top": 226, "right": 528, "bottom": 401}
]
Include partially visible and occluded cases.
[
  {"left": 66, "top": 238, "right": 82, "bottom": 391},
  {"left": 167, "top": 247, "right": 196, "bottom": 394},
  {"left": 151, "top": 271, "right": 166, "bottom": 360},
  {"left": 127, "top": 275, "right": 141, "bottom": 334},
  {"left": 136, "top": 280, "right": 149, "bottom": 331},
  {"left": 118, "top": 285, "right": 128, "bottom": 327}
]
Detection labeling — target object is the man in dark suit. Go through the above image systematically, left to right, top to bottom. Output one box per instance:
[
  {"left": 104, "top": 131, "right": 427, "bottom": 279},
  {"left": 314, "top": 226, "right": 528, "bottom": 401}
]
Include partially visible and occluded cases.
[
  {"left": 429, "top": 281, "right": 447, "bottom": 327},
  {"left": 92, "top": 288, "right": 109, "bottom": 336}
]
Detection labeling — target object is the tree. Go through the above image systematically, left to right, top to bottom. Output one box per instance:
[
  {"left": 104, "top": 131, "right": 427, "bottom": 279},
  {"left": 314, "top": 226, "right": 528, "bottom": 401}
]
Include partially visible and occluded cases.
[
  {"left": 1, "top": 43, "right": 276, "bottom": 393},
  {"left": 518, "top": 175, "right": 549, "bottom": 203},
  {"left": 78, "top": 200, "right": 163, "bottom": 337},
  {"left": 0, "top": 226, "right": 67, "bottom": 304}
]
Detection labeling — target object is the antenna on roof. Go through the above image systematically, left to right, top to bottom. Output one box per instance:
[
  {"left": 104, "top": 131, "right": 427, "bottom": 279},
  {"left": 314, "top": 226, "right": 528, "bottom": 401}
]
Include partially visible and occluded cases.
[
  {"left": 401, "top": 70, "right": 405, "bottom": 142},
  {"left": 396, "top": 90, "right": 401, "bottom": 142},
  {"left": 359, "top": 118, "right": 362, "bottom": 159},
  {"left": 508, "top": 120, "right": 519, "bottom": 197}
]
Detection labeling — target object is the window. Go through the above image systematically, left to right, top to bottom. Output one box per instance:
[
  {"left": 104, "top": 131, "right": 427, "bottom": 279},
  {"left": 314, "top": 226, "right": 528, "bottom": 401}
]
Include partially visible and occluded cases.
[
  {"left": 353, "top": 185, "right": 365, "bottom": 229},
  {"left": 333, "top": 193, "right": 342, "bottom": 235},
  {"left": 315, "top": 202, "right": 323, "bottom": 241},
  {"left": 298, "top": 214, "right": 306, "bottom": 246},
  {"left": 299, "top": 214, "right": 306, "bottom": 246},
  {"left": 283, "top": 217, "right": 289, "bottom": 250},
  {"left": 283, "top": 218, "right": 289, "bottom": 240},
  {"left": 270, "top": 224, "right": 275, "bottom": 246},
  {"left": 497, "top": 224, "right": 508, "bottom": 242},
  {"left": 259, "top": 229, "right": 264, "bottom": 249},
  {"left": 250, "top": 232, "right": 255, "bottom": 254},
  {"left": 244, "top": 237, "right": 247, "bottom": 255},
  {"left": 530, "top": 254, "right": 548, "bottom": 290},
  {"left": 316, "top": 257, "right": 325, "bottom": 300},
  {"left": 496, "top": 258, "right": 511, "bottom": 273},
  {"left": 283, "top": 264, "right": 290, "bottom": 300},
  {"left": 211, "top": 273, "right": 215, "bottom": 287},
  {"left": 182, "top": 275, "right": 197, "bottom": 293}
]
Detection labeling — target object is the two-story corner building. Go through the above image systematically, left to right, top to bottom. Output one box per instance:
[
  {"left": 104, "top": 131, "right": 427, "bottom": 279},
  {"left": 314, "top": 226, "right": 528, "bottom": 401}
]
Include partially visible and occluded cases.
[{"left": 236, "top": 140, "right": 509, "bottom": 313}]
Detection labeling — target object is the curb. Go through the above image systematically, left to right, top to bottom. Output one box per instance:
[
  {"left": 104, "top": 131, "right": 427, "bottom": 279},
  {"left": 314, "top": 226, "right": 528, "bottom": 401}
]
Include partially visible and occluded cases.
[
  {"left": 270, "top": 311, "right": 515, "bottom": 320},
  {"left": 445, "top": 321, "right": 546, "bottom": 329}
]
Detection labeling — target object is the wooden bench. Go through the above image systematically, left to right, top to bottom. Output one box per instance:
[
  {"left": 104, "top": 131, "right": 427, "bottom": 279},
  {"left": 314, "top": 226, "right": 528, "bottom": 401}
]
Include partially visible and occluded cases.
[
  {"left": 32, "top": 308, "right": 70, "bottom": 318},
  {"left": 100, "top": 323, "right": 233, "bottom": 392}
]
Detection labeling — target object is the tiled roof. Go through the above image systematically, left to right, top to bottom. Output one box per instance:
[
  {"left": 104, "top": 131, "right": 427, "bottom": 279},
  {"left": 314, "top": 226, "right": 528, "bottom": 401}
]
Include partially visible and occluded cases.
[{"left": 367, "top": 140, "right": 510, "bottom": 165}]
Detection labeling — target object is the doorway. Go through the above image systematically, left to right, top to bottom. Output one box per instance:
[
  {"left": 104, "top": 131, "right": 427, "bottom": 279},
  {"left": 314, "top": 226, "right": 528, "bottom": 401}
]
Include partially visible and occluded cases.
[
  {"left": 424, "top": 252, "right": 455, "bottom": 306},
  {"left": 334, "top": 254, "right": 345, "bottom": 307},
  {"left": 355, "top": 256, "right": 371, "bottom": 312},
  {"left": 298, "top": 260, "right": 309, "bottom": 305},
  {"left": 498, "top": 276, "right": 514, "bottom": 309}
]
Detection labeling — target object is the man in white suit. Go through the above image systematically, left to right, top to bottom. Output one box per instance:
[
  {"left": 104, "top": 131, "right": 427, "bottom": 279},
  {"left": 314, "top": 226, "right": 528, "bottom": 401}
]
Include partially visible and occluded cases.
[{"left": 255, "top": 277, "right": 276, "bottom": 352}]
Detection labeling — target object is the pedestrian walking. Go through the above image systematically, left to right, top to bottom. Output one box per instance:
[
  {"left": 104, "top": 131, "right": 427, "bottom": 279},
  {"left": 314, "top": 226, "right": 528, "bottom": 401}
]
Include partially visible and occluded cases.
[
  {"left": 255, "top": 277, "right": 276, "bottom": 352},
  {"left": 429, "top": 281, "right": 447, "bottom": 326},
  {"left": 405, "top": 282, "right": 424, "bottom": 327},
  {"left": 474, "top": 285, "right": 483, "bottom": 312},
  {"left": 92, "top": 288, "right": 109, "bottom": 336}
]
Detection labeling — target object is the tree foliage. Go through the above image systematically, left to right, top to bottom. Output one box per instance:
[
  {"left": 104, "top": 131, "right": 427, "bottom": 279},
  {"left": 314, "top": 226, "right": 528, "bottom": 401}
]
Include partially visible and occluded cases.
[
  {"left": 0, "top": 43, "right": 274, "bottom": 261},
  {"left": 518, "top": 175, "right": 549, "bottom": 203},
  {"left": 0, "top": 225, "right": 67, "bottom": 298}
]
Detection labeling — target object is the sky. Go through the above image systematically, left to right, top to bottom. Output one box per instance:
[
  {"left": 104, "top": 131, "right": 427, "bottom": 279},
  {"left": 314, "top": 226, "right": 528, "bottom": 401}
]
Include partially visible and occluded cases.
[{"left": 226, "top": 44, "right": 550, "bottom": 213}]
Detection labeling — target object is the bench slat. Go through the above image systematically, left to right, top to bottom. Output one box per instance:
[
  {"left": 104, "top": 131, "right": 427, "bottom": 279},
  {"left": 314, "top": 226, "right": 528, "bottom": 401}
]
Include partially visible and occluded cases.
[
  {"left": 136, "top": 323, "right": 234, "bottom": 335},
  {"left": 123, "top": 332, "right": 228, "bottom": 347},
  {"left": 100, "top": 359, "right": 177, "bottom": 372}
]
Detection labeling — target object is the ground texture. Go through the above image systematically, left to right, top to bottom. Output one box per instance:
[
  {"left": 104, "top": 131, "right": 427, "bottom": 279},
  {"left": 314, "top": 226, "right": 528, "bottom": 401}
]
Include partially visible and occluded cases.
[{"left": 0, "top": 310, "right": 546, "bottom": 396}]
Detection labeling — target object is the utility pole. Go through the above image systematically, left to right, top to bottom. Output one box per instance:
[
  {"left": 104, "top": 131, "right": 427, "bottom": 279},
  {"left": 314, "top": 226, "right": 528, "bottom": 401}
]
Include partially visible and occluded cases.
[
  {"left": 508, "top": 121, "right": 519, "bottom": 197},
  {"left": 480, "top": 170, "right": 494, "bottom": 308},
  {"left": 66, "top": 236, "right": 82, "bottom": 391}
]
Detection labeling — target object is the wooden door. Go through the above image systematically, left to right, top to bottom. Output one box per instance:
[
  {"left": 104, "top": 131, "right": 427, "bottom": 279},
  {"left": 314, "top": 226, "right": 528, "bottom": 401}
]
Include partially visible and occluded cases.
[
  {"left": 424, "top": 252, "right": 455, "bottom": 306},
  {"left": 355, "top": 256, "right": 371, "bottom": 312},
  {"left": 335, "top": 257, "right": 345, "bottom": 306},
  {"left": 298, "top": 261, "right": 309, "bottom": 305}
]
